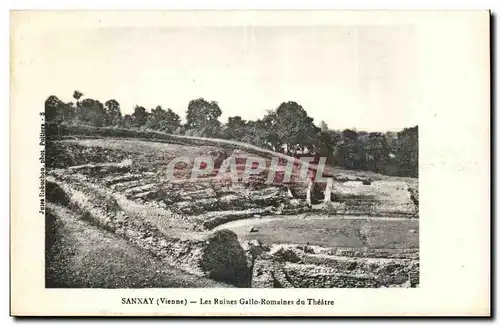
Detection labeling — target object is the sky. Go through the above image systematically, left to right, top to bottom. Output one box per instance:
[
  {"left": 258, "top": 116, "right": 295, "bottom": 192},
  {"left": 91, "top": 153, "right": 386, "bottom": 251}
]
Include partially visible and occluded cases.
[{"left": 31, "top": 25, "right": 419, "bottom": 131}]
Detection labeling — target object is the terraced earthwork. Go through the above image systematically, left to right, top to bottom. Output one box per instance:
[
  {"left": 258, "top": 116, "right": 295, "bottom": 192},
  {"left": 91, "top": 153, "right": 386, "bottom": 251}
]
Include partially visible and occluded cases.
[{"left": 46, "top": 131, "right": 419, "bottom": 288}]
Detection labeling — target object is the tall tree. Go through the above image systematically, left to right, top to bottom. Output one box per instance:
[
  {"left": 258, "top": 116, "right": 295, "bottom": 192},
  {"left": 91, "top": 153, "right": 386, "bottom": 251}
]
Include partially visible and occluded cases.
[
  {"left": 73, "top": 90, "right": 83, "bottom": 108},
  {"left": 45, "top": 95, "right": 62, "bottom": 122},
  {"left": 45, "top": 96, "right": 76, "bottom": 123},
  {"left": 78, "top": 98, "right": 106, "bottom": 126},
  {"left": 185, "top": 98, "right": 222, "bottom": 137},
  {"left": 104, "top": 99, "right": 122, "bottom": 126},
  {"left": 62, "top": 101, "right": 77, "bottom": 123},
  {"left": 273, "top": 101, "right": 319, "bottom": 154},
  {"left": 131, "top": 105, "right": 149, "bottom": 127},
  {"left": 145, "top": 106, "right": 181, "bottom": 133},
  {"left": 255, "top": 112, "right": 281, "bottom": 151},
  {"left": 122, "top": 114, "right": 134, "bottom": 128},
  {"left": 223, "top": 116, "right": 247, "bottom": 140},
  {"left": 241, "top": 120, "right": 270, "bottom": 148},
  {"left": 319, "top": 120, "right": 329, "bottom": 133},
  {"left": 316, "top": 121, "right": 340, "bottom": 162},
  {"left": 394, "top": 126, "right": 419, "bottom": 177},
  {"left": 317, "top": 129, "right": 340, "bottom": 161},
  {"left": 335, "top": 129, "right": 366, "bottom": 170},
  {"left": 385, "top": 131, "right": 398, "bottom": 154},
  {"left": 360, "top": 132, "right": 390, "bottom": 173}
]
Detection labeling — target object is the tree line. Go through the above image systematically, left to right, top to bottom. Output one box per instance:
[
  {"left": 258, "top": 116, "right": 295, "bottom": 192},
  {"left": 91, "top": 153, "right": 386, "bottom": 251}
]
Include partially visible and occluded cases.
[{"left": 45, "top": 90, "right": 418, "bottom": 177}]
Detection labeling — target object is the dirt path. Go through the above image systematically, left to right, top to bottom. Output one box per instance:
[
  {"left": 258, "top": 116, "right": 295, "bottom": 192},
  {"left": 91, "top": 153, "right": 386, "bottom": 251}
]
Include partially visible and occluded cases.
[{"left": 46, "top": 204, "right": 231, "bottom": 288}]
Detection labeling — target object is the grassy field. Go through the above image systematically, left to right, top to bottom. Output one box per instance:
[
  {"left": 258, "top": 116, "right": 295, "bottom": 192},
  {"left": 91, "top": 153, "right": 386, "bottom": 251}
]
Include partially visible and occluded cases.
[{"left": 226, "top": 215, "right": 419, "bottom": 249}]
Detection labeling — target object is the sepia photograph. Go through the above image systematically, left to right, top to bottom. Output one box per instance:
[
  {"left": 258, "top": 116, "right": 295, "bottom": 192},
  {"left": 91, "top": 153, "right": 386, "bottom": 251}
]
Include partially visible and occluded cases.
[
  {"left": 10, "top": 10, "right": 489, "bottom": 316},
  {"left": 43, "top": 23, "right": 419, "bottom": 290}
]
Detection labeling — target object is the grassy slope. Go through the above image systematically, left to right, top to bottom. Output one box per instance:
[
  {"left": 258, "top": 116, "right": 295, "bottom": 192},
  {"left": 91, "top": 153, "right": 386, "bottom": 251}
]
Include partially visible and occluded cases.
[
  {"left": 47, "top": 123, "right": 398, "bottom": 182},
  {"left": 48, "top": 123, "right": 297, "bottom": 161},
  {"left": 45, "top": 204, "right": 231, "bottom": 288},
  {"left": 230, "top": 216, "right": 419, "bottom": 249}
]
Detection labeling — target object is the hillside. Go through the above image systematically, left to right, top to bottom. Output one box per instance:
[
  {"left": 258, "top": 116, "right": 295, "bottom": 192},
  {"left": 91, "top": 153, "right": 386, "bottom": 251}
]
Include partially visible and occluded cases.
[{"left": 46, "top": 204, "right": 231, "bottom": 288}]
